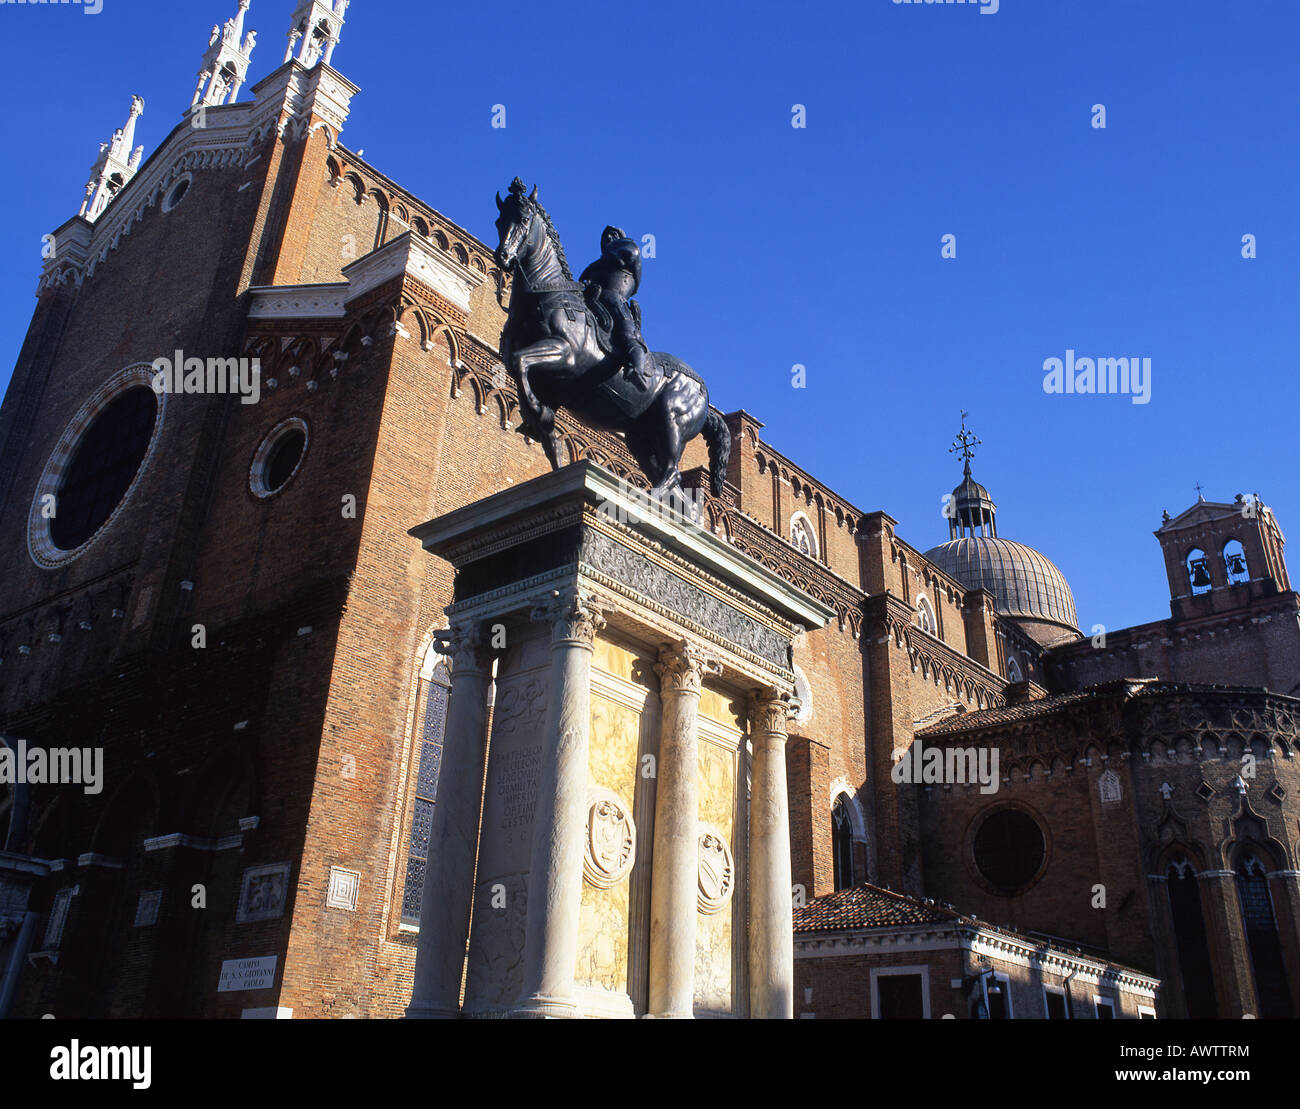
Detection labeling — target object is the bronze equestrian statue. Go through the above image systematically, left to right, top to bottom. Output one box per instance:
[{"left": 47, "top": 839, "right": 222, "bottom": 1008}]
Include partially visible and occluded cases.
[{"left": 492, "top": 178, "right": 730, "bottom": 511}]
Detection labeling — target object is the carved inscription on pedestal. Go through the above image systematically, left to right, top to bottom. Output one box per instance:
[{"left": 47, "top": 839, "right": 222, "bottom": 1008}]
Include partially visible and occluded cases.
[{"left": 497, "top": 744, "right": 541, "bottom": 833}]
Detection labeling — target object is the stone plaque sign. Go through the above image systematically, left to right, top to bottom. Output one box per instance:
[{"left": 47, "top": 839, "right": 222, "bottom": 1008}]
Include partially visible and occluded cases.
[{"left": 217, "top": 955, "right": 277, "bottom": 993}]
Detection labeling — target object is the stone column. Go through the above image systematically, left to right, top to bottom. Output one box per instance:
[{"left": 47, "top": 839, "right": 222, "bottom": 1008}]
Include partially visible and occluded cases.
[
  {"left": 514, "top": 592, "right": 605, "bottom": 1018},
  {"left": 406, "top": 621, "right": 493, "bottom": 1019},
  {"left": 648, "top": 640, "right": 721, "bottom": 1018},
  {"left": 748, "top": 688, "right": 796, "bottom": 1019},
  {"left": 1199, "top": 870, "right": 1255, "bottom": 1018},
  {"left": 1268, "top": 870, "right": 1300, "bottom": 1017}
]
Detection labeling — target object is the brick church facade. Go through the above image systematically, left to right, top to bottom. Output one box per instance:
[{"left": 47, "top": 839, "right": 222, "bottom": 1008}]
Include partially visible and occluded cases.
[{"left": 1, "top": 2, "right": 1298, "bottom": 1019}]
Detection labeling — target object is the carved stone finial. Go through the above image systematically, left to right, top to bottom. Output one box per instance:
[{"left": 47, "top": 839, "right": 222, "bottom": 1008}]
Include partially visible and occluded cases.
[
  {"left": 286, "top": 0, "right": 349, "bottom": 69},
  {"left": 193, "top": 1, "right": 258, "bottom": 110},
  {"left": 77, "top": 95, "right": 147, "bottom": 221}
]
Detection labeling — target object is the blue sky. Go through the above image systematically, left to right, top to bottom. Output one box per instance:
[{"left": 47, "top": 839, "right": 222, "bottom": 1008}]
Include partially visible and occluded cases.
[{"left": 1, "top": 0, "right": 1296, "bottom": 634}]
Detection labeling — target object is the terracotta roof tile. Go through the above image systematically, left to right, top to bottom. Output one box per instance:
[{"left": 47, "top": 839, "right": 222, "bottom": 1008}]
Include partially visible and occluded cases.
[{"left": 793, "top": 882, "right": 966, "bottom": 932}]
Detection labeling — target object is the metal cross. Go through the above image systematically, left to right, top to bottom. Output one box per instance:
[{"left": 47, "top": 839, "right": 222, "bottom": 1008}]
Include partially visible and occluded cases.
[{"left": 950, "top": 412, "right": 981, "bottom": 468}]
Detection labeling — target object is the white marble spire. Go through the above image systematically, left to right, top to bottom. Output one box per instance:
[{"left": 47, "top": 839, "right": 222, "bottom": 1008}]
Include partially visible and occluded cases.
[
  {"left": 192, "top": 0, "right": 258, "bottom": 109},
  {"left": 284, "top": 0, "right": 348, "bottom": 69},
  {"left": 78, "top": 96, "right": 145, "bottom": 221}
]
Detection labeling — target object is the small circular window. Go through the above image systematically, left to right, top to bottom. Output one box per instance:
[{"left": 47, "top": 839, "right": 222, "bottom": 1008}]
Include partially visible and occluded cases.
[
  {"left": 162, "top": 175, "right": 192, "bottom": 213},
  {"left": 29, "top": 365, "right": 166, "bottom": 568},
  {"left": 250, "top": 418, "right": 308, "bottom": 498},
  {"left": 972, "top": 807, "right": 1046, "bottom": 893}
]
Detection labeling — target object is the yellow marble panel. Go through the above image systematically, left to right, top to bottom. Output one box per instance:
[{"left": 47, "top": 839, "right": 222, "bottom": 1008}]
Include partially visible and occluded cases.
[
  {"left": 592, "top": 635, "right": 640, "bottom": 684},
  {"left": 698, "top": 685, "right": 740, "bottom": 730},
  {"left": 576, "top": 691, "right": 641, "bottom": 993},
  {"left": 695, "top": 736, "right": 736, "bottom": 1013},
  {"left": 697, "top": 738, "right": 735, "bottom": 839}
]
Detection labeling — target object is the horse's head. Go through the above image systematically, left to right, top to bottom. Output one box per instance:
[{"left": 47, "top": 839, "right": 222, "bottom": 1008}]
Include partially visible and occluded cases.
[{"left": 494, "top": 177, "right": 538, "bottom": 272}]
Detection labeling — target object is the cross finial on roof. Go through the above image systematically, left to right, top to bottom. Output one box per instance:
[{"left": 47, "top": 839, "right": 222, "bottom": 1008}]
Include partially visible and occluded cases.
[
  {"left": 949, "top": 411, "right": 981, "bottom": 475},
  {"left": 1194, "top": 481, "right": 1205, "bottom": 501}
]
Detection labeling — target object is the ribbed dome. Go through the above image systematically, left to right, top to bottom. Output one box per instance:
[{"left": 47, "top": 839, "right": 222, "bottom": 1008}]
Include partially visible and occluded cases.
[{"left": 923, "top": 536, "right": 1079, "bottom": 631}]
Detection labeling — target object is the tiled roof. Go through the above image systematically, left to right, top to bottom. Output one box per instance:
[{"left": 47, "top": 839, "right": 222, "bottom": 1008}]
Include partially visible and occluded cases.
[
  {"left": 915, "top": 678, "right": 1294, "bottom": 738},
  {"left": 915, "top": 686, "right": 1112, "bottom": 737},
  {"left": 793, "top": 882, "right": 967, "bottom": 933},
  {"left": 795, "top": 883, "right": 1162, "bottom": 985}
]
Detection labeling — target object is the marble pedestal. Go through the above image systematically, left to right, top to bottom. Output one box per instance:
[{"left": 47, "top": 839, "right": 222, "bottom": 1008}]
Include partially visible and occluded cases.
[{"left": 405, "top": 463, "right": 833, "bottom": 1019}]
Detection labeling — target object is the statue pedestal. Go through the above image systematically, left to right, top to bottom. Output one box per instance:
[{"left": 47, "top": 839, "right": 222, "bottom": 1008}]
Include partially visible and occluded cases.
[{"left": 405, "top": 463, "right": 833, "bottom": 1019}]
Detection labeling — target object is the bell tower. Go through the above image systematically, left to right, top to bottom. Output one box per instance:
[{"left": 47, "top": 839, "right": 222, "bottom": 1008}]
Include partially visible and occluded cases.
[
  {"left": 283, "top": 0, "right": 349, "bottom": 69},
  {"left": 1156, "top": 491, "right": 1290, "bottom": 620}
]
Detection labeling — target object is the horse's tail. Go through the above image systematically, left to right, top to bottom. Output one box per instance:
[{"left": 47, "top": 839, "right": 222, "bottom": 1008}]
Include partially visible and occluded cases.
[{"left": 702, "top": 410, "right": 732, "bottom": 498}]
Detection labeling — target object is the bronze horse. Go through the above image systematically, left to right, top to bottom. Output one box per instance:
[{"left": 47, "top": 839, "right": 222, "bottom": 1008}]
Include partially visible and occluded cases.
[{"left": 492, "top": 179, "right": 730, "bottom": 509}]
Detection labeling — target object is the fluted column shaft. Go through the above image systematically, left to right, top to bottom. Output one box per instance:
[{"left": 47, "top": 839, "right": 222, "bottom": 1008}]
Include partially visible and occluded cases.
[
  {"left": 514, "top": 592, "right": 605, "bottom": 1017},
  {"left": 407, "top": 622, "right": 493, "bottom": 1018},
  {"left": 648, "top": 640, "right": 721, "bottom": 1018},
  {"left": 749, "top": 689, "right": 796, "bottom": 1019}
]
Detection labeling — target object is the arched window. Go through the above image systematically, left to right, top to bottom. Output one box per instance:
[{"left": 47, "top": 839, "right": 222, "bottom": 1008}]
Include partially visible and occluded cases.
[
  {"left": 790, "top": 512, "right": 818, "bottom": 559},
  {"left": 1223, "top": 540, "right": 1250, "bottom": 586},
  {"left": 1186, "top": 548, "right": 1212, "bottom": 595},
  {"left": 916, "top": 594, "right": 936, "bottom": 636},
  {"left": 400, "top": 639, "right": 452, "bottom": 926},
  {"left": 1006, "top": 656, "right": 1023, "bottom": 683},
  {"left": 832, "top": 796, "right": 854, "bottom": 891},
  {"left": 1236, "top": 853, "right": 1293, "bottom": 1017},
  {"left": 1166, "top": 857, "right": 1218, "bottom": 1018}
]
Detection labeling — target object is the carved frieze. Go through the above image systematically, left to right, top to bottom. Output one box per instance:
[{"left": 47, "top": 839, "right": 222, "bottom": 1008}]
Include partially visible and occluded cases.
[{"left": 580, "top": 529, "right": 788, "bottom": 668}]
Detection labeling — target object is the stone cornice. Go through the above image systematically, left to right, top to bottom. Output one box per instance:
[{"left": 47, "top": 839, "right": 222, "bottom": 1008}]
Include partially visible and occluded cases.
[
  {"left": 247, "top": 231, "right": 487, "bottom": 324},
  {"left": 794, "top": 920, "right": 1159, "bottom": 992}
]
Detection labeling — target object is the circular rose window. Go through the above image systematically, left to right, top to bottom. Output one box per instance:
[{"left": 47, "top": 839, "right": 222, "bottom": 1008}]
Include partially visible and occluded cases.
[
  {"left": 28, "top": 365, "right": 165, "bottom": 568},
  {"left": 250, "top": 418, "right": 309, "bottom": 498},
  {"left": 972, "top": 807, "right": 1046, "bottom": 894}
]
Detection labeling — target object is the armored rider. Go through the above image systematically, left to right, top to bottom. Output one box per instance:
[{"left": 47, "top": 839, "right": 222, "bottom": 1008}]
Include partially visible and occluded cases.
[{"left": 580, "top": 226, "right": 655, "bottom": 391}]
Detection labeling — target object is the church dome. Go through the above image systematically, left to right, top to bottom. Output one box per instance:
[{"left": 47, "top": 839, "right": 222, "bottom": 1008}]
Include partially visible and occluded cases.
[
  {"left": 928, "top": 416, "right": 1080, "bottom": 644},
  {"left": 923, "top": 535, "right": 1079, "bottom": 632}
]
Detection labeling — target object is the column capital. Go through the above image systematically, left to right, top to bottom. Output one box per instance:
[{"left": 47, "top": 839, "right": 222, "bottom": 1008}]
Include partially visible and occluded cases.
[
  {"left": 531, "top": 591, "right": 606, "bottom": 649},
  {"left": 436, "top": 619, "right": 493, "bottom": 676},
  {"left": 655, "top": 639, "right": 722, "bottom": 697},
  {"left": 748, "top": 688, "right": 799, "bottom": 738}
]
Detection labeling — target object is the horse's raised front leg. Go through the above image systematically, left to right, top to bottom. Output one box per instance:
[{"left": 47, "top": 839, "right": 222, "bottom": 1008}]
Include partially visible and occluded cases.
[{"left": 513, "top": 336, "right": 573, "bottom": 471}]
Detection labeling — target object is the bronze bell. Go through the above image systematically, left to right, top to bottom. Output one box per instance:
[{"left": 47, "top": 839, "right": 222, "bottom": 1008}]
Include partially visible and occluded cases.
[
  {"left": 1226, "top": 553, "right": 1247, "bottom": 577},
  {"left": 1190, "top": 560, "right": 1211, "bottom": 588}
]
